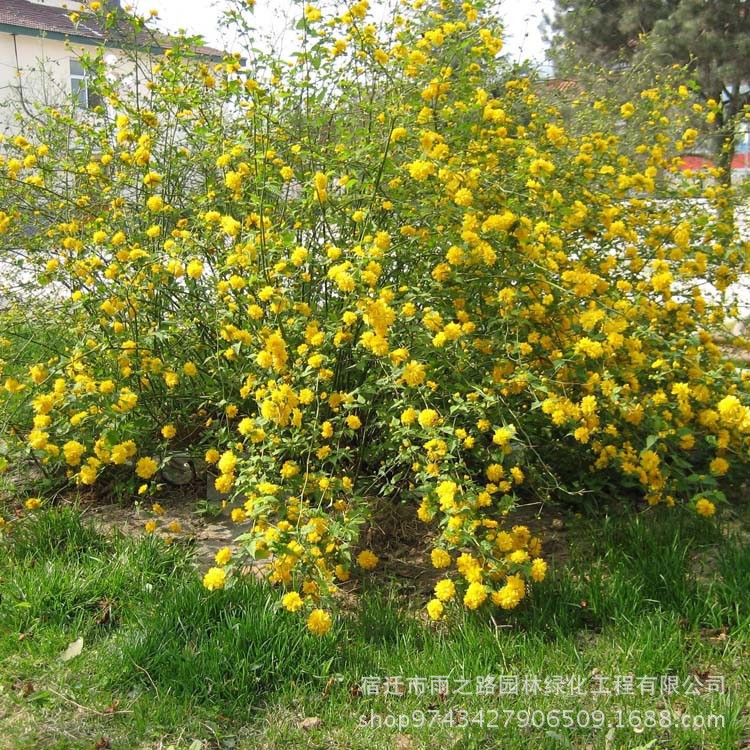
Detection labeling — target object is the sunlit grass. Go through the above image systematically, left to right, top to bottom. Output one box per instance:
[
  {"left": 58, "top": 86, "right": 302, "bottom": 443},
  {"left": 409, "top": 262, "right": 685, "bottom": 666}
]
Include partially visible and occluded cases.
[{"left": 0, "top": 505, "right": 748, "bottom": 748}]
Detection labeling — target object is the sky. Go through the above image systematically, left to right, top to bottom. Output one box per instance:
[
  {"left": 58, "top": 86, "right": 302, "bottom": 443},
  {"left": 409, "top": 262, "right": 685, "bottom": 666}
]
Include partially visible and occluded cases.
[{"left": 129, "top": 0, "right": 554, "bottom": 67}]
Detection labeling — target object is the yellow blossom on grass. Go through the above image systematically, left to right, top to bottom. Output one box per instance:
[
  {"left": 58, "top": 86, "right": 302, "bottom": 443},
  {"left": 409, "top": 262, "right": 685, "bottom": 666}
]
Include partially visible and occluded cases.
[
  {"left": 25, "top": 497, "right": 42, "bottom": 511},
  {"left": 695, "top": 498, "right": 716, "bottom": 517},
  {"left": 357, "top": 549, "right": 379, "bottom": 570},
  {"left": 530, "top": 558, "right": 547, "bottom": 582},
  {"left": 203, "top": 567, "right": 226, "bottom": 590},
  {"left": 492, "top": 574, "right": 526, "bottom": 609},
  {"left": 435, "top": 578, "right": 455, "bottom": 601},
  {"left": 463, "top": 581, "right": 488, "bottom": 610},
  {"left": 282, "top": 591, "right": 304, "bottom": 612},
  {"left": 426, "top": 599, "right": 444, "bottom": 620},
  {"left": 306, "top": 608, "right": 332, "bottom": 635}
]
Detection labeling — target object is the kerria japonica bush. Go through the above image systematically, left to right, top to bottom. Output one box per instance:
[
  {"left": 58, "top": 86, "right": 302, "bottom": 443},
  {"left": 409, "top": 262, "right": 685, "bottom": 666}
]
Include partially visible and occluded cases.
[{"left": 1, "top": 0, "right": 749, "bottom": 633}]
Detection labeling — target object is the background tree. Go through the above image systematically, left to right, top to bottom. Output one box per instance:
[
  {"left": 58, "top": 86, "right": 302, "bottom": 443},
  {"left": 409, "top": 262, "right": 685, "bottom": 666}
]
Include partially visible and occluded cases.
[
  {"left": 549, "top": 0, "right": 750, "bottom": 179},
  {"left": 550, "top": 0, "right": 680, "bottom": 68}
]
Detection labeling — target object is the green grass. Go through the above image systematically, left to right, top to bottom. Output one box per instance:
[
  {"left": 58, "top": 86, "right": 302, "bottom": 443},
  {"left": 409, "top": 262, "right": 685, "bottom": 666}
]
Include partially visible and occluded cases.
[{"left": 0, "top": 504, "right": 748, "bottom": 749}]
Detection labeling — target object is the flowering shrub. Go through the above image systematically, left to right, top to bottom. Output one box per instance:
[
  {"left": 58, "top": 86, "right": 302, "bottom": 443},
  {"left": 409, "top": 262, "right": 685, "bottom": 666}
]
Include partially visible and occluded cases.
[{"left": 1, "top": 0, "right": 749, "bottom": 630}]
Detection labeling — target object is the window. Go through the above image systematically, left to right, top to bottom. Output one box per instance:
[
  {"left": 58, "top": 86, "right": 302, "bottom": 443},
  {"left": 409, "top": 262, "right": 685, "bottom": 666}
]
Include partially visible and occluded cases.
[{"left": 69, "top": 59, "right": 103, "bottom": 110}]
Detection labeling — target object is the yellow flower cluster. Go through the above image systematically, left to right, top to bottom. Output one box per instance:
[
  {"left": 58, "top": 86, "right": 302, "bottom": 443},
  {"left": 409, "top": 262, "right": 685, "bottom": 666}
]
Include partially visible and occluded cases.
[{"left": 1, "top": 0, "right": 746, "bottom": 634}]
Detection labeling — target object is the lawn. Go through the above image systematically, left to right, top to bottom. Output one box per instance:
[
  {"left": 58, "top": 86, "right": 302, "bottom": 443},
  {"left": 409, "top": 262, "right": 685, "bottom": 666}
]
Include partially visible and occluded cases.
[{"left": 1, "top": 492, "right": 748, "bottom": 750}]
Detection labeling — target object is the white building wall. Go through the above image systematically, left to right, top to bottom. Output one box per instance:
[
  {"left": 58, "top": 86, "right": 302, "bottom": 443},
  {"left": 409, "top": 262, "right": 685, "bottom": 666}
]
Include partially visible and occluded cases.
[{"left": 0, "top": 32, "right": 101, "bottom": 134}]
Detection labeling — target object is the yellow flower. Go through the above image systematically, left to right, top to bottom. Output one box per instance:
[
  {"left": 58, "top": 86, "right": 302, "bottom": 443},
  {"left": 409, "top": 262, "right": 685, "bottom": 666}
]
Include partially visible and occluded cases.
[
  {"left": 304, "top": 4, "right": 322, "bottom": 21},
  {"left": 407, "top": 160, "right": 435, "bottom": 181},
  {"left": 143, "top": 171, "right": 162, "bottom": 187},
  {"left": 312, "top": 171, "right": 328, "bottom": 202},
  {"left": 453, "top": 188, "right": 473, "bottom": 206},
  {"left": 146, "top": 195, "right": 164, "bottom": 211},
  {"left": 186, "top": 259, "right": 203, "bottom": 279},
  {"left": 402, "top": 360, "right": 426, "bottom": 387},
  {"left": 401, "top": 407, "right": 418, "bottom": 426},
  {"left": 418, "top": 409, "right": 439, "bottom": 428},
  {"left": 346, "top": 414, "right": 362, "bottom": 430},
  {"left": 161, "top": 425, "right": 177, "bottom": 439},
  {"left": 492, "top": 425, "right": 515, "bottom": 447},
  {"left": 63, "top": 440, "right": 86, "bottom": 467},
  {"left": 217, "top": 450, "right": 237, "bottom": 474},
  {"left": 135, "top": 457, "right": 158, "bottom": 479},
  {"left": 709, "top": 457, "right": 729, "bottom": 476},
  {"left": 79, "top": 464, "right": 98, "bottom": 485},
  {"left": 25, "top": 497, "right": 42, "bottom": 511},
  {"left": 695, "top": 498, "right": 716, "bottom": 517},
  {"left": 144, "top": 520, "right": 157, "bottom": 534},
  {"left": 215, "top": 546, "right": 232, "bottom": 565},
  {"left": 431, "top": 548, "right": 451, "bottom": 568},
  {"left": 357, "top": 549, "right": 379, "bottom": 570},
  {"left": 508, "top": 549, "right": 529, "bottom": 564},
  {"left": 530, "top": 558, "right": 547, "bottom": 582},
  {"left": 203, "top": 567, "right": 226, "bottom": 590},
  {"left": 492, "top": 574, "right": 526, "bottom": 609},
  {"left": 435, "top": 578, "right": 455, "bottom": 601},
  {"left": 463, "top": 581, "right": 488, "bottom": 610},
  {"left": 282, "top": 591, "right": 304, "bottom": 612},
  {"left": 426, "top": 599, "right": 444, "bottom": 620},
  {"left": 306, "top": 608, "right": 332, "bottom": 635}
]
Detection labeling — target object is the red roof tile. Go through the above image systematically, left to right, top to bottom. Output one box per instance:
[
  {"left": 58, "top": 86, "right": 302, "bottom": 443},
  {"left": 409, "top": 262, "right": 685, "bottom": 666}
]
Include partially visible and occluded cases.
[
  {"left": 0, "top": 0, "right": 225, "bottom": 58},
  {"left": 0, "top": 0, "right": 105, "bottom": 40}
]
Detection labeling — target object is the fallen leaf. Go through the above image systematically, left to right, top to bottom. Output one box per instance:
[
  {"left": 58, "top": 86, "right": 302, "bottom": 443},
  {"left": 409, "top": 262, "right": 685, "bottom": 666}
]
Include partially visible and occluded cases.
[
  {"left": 60, "top": 637, "right": 84, "bottom": 662},
  {"left": 298, "top": 717, "right": 322, "bottom": 731},
  {"left": 394, "top": 733, "right": 413, "bottom": 749},
  {"left": 94, "top": 738, "right": 110, "bottom": 749}
]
